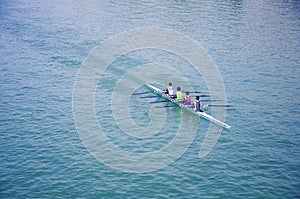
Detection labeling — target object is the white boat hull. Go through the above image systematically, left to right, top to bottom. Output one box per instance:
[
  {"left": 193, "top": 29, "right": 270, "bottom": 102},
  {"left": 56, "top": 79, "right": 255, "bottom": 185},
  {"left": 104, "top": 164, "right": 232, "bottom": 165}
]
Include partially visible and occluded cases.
[{"left": 145, "top": 83, "right": 231, "bottom": 129}]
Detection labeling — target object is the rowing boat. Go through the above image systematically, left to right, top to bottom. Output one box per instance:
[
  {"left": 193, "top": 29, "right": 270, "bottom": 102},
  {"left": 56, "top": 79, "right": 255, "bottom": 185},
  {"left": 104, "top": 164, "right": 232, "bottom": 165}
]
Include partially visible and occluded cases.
[{"left": 145, "top": 83, "right": 231, "bottom": 129}]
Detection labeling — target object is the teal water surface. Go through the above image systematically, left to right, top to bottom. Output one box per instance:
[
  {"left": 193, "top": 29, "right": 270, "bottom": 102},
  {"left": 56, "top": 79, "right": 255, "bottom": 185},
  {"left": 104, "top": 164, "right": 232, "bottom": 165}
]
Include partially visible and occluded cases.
[{"left": 1, "top": 0, "right": 299, "bottom": 198}]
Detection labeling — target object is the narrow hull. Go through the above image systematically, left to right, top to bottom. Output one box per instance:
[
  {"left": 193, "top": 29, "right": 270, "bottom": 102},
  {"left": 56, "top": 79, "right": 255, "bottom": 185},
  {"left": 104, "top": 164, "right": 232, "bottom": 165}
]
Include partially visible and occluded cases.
[{"left": 145, "top": 83, "right": 231, "bottom": 129}]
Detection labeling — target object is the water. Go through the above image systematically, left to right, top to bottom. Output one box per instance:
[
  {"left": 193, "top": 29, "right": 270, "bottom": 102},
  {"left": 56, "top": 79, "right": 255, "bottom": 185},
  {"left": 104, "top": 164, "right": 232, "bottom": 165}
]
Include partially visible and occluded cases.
[{"left": 1, "top": 0, "right": 299, "bottom": 198}]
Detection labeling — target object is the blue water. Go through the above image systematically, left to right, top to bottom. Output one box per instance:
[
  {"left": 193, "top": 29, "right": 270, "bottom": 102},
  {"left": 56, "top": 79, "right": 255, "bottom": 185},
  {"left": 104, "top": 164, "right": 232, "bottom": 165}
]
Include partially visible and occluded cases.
[{"left": 1, "top": 0, "right": 300, "bottom": 198}]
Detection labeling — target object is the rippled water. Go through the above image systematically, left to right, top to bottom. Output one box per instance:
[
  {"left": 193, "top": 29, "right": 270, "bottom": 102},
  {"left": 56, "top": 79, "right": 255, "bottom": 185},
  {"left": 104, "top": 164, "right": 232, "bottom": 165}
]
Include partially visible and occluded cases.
[{"left": 1, "top": 0, "right": 299, "bottom": 198}]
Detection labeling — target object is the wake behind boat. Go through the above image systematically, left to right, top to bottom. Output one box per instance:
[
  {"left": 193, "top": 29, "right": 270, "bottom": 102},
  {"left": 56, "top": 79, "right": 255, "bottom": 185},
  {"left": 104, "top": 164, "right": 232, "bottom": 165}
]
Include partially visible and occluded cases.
[{"left": 145, "top": 83, "right": 231, "bottom": 129}]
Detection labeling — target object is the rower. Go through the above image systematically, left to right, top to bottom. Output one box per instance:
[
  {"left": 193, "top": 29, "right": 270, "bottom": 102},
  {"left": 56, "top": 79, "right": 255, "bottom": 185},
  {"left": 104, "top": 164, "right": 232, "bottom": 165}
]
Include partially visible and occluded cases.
[
  {"left": 166, "top": 82, "right": 175, "bottom": 98},
  {"left": 176, "top": 87, "right": 183, "bottom": 101},
  {"left": 184, "top": 91, "right": 192, "bottom": 105},
  {"left": 194, "top": 96, "right": 203, "bottom": 112}
]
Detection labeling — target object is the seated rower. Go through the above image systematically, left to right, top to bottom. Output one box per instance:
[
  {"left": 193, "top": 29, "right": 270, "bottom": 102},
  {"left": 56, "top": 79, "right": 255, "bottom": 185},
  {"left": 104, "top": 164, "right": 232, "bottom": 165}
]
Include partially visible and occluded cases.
[
  {"left": 166, "top": 82, "right": 175, "bottom": 98},
  {"left": 176, "top": 87, "right": 183, "bottom": 101},
  {"left": 165, "top": 88, "right": 169, "bottom": 95},
  {"left": 184, "top": 91, "right": 192, "bottom": 105},
  {"left": 194, "top": 96, "right": 203, "bottom": 112}
]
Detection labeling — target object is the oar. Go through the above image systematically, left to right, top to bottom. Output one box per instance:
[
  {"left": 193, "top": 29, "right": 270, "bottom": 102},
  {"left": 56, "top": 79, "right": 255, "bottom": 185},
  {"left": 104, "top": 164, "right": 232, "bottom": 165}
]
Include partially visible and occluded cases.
[
  {"left": 131, "top": 91, "right": 151, "bottom": 95},
  {"left": 184, "top": 91, "right": 203, "bottom": 94},
  {"left": 188, "top": 94, "right": 210, "bottom": 97},
  {"left": 199, "top": 94, "right": 211, "bottom": 97},
  {"left": 139, "top": 96, "right": 158, "bottom": 98},
  {"left": 201, "top": 99, "right": 223, "bottom": 102},
  {"left": 148, "top": 100, "right": 169, "bottom": 104},
  {"left": 206, "top": 104, "right": 235, "bottom": 107},
  {"left": 154, "top": 105, "right": 175, "bottom": 108}
]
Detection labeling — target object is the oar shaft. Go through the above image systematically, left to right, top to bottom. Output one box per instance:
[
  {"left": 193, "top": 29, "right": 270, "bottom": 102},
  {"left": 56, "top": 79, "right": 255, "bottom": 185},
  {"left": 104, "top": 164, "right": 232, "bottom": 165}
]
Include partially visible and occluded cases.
[
  {"left": 131, "top": 91, "right": 151, "bottom": 95},
  {"left": 186, "top": 91, "right": 203, "bottom": 93},
  {"left": 189, "top": 94, "right": 211, "bottom": 97},
  {"left": 199, "top": 94, "right": 211, "bottom": 97},
  {"left": 139, "top": 96, "right": 158, "bottom": 98},
  {"left": 201, "top": 99, "right": 223, "bottom": 102},
  {"left": 148, "top": 100, "right": 169, "bottom": 104},
  {"left": 208, "top": 104, "right": 234, "bottom": 107},
  {"left": 154, "top": 105, "right": 175, "bottom": 108}
]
